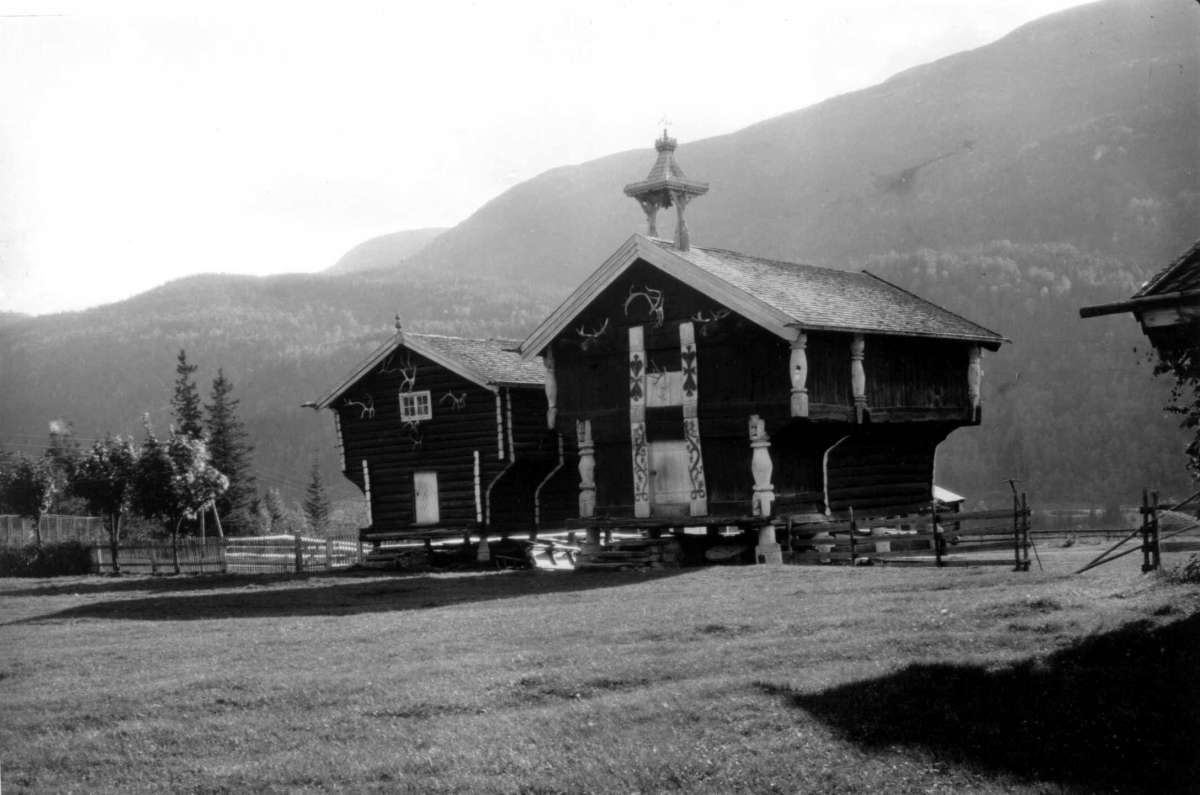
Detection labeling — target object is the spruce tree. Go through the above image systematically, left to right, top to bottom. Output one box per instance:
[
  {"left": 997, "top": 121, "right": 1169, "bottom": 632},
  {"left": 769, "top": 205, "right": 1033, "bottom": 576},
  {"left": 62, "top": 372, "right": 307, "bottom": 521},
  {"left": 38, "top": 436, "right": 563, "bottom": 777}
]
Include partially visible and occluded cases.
[
  {"left": 171, "top": 350, "right": 204, "bottom": 439},
  {"left": 205, "top": 369, "right": 257, "bottom": 535},
  {"left": 302, "top": 459, "right": 331, "bottom": 536}
]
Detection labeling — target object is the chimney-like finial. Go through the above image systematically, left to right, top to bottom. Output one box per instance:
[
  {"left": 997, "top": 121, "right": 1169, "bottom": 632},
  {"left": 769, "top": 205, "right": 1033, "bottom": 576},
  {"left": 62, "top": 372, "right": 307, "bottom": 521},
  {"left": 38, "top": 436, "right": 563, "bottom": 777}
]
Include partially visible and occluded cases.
[
  {"left": 623, "top": 132, "right": 708, "bottom": 251},
  {"left": 394, "top": 315, "right": 403, "bottom": 339}
]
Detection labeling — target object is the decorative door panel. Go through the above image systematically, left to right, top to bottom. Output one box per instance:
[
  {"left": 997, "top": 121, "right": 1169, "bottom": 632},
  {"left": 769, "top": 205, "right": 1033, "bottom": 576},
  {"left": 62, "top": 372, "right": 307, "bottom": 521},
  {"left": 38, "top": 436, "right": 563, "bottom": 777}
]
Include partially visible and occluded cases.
[{"left": 648, "top": 440, "right": 691, "bottom": 515}]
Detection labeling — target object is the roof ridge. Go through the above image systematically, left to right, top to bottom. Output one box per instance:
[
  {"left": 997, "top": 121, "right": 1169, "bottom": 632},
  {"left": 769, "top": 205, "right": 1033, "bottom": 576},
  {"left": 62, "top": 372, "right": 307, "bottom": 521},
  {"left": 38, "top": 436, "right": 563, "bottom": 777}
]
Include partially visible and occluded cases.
[
  {"left": 684, "top": 240, "right": 854, "bottom": 277},
  {"left": 860, "top": 270, "right": 1008, "bottom": 342},
  {"left": 409, "top": 331, "right": 524, "bottom": 345}
]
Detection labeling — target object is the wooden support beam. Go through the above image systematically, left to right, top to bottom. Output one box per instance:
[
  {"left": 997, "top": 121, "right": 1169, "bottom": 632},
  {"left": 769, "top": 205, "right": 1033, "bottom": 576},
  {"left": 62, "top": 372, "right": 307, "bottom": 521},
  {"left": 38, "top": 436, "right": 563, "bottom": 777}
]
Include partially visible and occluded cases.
[
  {"left": 790, "top": 332, "right": 809, "bottom": 418},
  {"left": 850, "top": 334, "right": 866, "bottom": 423},
  {"left": 543, "top": 347, "right": 557, "bottom": 430},
  {"left": 577, "top": 419, "right": 596, "bottom": 518}
]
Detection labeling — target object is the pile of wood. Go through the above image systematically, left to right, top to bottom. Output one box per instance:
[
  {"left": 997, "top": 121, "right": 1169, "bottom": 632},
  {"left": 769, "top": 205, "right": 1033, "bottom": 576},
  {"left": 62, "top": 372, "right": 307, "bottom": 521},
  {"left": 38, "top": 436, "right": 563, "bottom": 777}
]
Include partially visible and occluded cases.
[{"left": 573, "top": 537, "right": 682, "bottom": 571}]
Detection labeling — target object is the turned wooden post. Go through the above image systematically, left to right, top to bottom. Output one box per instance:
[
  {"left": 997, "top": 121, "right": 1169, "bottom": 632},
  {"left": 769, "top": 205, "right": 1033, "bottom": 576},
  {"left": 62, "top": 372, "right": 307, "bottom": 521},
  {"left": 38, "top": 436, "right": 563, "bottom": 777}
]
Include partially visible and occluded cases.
[
  {"left": 790, "top": 332, "right": 809, "bottom": 418},
  {"left": 850, "top": 334, "right": 866, "bottom": 423},
  {"left": 967, "top": 345, "right": 982, "bottom": 422},
  {"left": 543, "top": 347, "right": 558, "bottom": 430},
  {"left": 749, "top": 415, "right": 775, "bottom": 518},
  {"left": 577, "top": 419, "right": 596, "bottom": 518}
]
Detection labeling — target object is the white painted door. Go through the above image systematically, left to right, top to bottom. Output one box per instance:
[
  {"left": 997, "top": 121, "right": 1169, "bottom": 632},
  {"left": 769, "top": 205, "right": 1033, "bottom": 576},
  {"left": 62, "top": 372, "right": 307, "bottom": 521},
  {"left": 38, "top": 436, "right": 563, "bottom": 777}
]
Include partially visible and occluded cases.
[
  {"left": 648, "top": 441, "right": 691, "bottom": 515},
  {"left": 414, "top": 471, "right": 440, "bottom": 525}
]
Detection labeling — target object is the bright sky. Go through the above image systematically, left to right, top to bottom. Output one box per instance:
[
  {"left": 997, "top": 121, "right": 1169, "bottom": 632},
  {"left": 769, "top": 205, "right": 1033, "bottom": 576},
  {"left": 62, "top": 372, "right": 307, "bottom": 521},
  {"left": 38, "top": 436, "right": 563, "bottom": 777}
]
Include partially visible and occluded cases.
[{"left": 0, "top": 0, "right": 1089, "bottom": 316}]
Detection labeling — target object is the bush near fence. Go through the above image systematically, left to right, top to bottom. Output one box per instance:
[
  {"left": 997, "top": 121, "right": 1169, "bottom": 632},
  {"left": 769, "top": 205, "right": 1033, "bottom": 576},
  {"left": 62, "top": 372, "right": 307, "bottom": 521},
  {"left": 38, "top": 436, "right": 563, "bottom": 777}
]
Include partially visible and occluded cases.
[{"left": 0, "top": 541, "right": 94, "bottom": 577}]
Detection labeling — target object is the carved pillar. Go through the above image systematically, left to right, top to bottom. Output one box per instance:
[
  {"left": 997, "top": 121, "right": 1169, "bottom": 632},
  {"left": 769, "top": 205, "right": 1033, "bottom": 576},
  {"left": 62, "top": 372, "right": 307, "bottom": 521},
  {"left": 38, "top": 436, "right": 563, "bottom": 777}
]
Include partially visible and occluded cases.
[
  {"left": 671, "top": 190, "right": 692, "bottom": 251},
  {"left": 679, "top": 321, "right": 708, "bottom": 516},
  {"left": 629, "top": 326, "right": 651, "bottom": 518},
  {"left": 790, "top": 331, "right": 809, "bottom": 418},
  {"left": 850, "top": 334, "right": 866, "bottom": 423},
  {"left": 967, "top": 345, "right": 983, "bottom": 422},
  {"left": 543, "top": 347, "right": 557, "bottom": 430},
  {"left": 749, "top": 415, "right": 774, "bottom": 518},
  {"left": 749, "top": 415, "right": 782, "bottom": 564},
  {"left": 577, "top": 419, "right": 595, "bottom": 518}
]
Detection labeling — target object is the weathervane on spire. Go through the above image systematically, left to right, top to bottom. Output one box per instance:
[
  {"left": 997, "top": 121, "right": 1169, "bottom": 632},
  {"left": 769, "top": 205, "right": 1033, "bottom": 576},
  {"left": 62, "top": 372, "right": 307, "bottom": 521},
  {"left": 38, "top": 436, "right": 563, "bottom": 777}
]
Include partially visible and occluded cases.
[{"left": 622, "top": 127, "right": 708, "bottom": 251}]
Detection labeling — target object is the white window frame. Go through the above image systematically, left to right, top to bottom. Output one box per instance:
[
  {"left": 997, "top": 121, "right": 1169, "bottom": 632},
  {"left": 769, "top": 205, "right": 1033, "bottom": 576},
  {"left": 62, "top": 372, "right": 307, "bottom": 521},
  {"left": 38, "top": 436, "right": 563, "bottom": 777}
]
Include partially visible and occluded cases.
[{"left": 399, "top": 389, "right": 433, "bottom": 422}]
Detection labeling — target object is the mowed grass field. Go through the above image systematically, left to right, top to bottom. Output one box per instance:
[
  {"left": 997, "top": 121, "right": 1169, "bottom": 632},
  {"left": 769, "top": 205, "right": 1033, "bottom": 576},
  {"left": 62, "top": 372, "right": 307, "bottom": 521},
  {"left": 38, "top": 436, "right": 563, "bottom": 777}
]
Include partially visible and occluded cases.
[{"left": 1, "top": 548, "right": 1198, "bottom": 794}]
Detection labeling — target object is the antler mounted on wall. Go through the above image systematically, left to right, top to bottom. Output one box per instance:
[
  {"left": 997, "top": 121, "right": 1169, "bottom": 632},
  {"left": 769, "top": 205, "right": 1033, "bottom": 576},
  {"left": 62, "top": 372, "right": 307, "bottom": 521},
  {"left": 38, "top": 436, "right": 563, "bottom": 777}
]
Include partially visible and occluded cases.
[
  {"left": 624, "top": 285, "right": 665, "bottom": 327},
  {"left": 575, "top": 318, "right": 611, "bottom": 351},
  {"left": 397, "top": 359, "right": 418, "bottom": 393},
  {"left": 440, "top": 391, "right": 467, "bottom": 411},
  {"left": 344, "top": 393, "right": 376, "bottom": 419}
]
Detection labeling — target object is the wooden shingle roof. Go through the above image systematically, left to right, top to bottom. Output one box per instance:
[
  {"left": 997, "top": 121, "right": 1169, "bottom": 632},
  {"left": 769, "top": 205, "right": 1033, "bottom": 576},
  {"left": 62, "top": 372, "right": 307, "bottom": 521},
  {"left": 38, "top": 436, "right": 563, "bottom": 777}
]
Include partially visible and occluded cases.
[
  {"left": 520, "top": 234, "right": 1006, "bottom": 358},
  {"left": 660, "top": 240, "right": 1006, "bottom": 345},
  {"left": 1133, "top": 240, "right": 1200, "bottom": 298},
  {"left": 316, "top": 332, "right": 541, "bottom": 410}
]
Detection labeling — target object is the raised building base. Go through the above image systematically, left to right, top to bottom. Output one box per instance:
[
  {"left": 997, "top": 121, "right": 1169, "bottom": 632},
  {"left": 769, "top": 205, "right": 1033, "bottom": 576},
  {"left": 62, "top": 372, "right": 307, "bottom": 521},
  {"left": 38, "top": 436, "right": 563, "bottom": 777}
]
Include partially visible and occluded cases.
[{"left": 755, "top": 524, "right": 783, "bottom": 565}]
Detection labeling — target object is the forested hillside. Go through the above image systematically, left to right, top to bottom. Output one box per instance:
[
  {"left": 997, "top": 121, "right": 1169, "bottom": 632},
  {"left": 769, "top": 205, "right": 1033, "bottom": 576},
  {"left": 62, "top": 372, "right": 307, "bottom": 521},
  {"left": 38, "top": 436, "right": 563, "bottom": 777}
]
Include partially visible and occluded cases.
[
  {"left": 2, "top": 0, "right": 1196, "bottom": 511},
  {"left": 864, "top": 242, "right": 1190, "bottom": 505}
]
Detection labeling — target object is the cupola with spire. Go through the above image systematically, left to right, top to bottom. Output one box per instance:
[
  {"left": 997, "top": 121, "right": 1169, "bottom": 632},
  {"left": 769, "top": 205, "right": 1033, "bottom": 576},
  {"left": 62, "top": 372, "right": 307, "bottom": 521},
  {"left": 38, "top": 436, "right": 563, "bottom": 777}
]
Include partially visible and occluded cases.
[{"left": 623, "top": 130, "right": 708, "bottom": 251}]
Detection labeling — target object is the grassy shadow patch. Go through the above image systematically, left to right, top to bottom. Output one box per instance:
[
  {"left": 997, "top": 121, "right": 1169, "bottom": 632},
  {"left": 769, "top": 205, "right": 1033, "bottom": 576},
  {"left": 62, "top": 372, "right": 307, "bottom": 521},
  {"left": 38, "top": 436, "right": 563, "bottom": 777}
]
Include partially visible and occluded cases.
[
  {"left": 6, "top": 569, "right": 692, "bottom": 624},
  {"left": 761, "top": 613, "right": 1200, "bottom": 794}
]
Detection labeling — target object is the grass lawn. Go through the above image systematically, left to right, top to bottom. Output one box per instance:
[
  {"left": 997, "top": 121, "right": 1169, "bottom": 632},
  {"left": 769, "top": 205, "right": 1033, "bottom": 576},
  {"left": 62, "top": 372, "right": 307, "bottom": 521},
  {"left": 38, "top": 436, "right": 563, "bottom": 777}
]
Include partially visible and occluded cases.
[{"left": 1, "top": 547, "right": 1198, "bottom": 794}]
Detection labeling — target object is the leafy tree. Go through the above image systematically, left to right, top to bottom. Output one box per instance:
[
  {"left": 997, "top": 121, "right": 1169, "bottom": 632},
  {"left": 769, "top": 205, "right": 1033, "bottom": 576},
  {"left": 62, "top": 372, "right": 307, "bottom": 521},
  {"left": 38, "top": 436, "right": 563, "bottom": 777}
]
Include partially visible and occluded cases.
[
  {"left": 1153, "top": 342, "right": 1200, "bottom": 478},
  {"left": 171, "top": 349, "right": 204, "bottom": 440},
  {"left": 205, "top": 369, "right": 257, "bottom": 534},
  {"left": 133, "top": 422, "right": 228, "bottom": 574},
  {"left": 72, "top": 436, "right": 138, "bottom": 574},
  {"left": 2, "top": 455, "right": 60, "bottom": 545},
  {"left": 302, "top": 459, "right": 331, "bottom": 536},
  {"left": 263, "top": 487, "right": 286, "bottom": 534}
]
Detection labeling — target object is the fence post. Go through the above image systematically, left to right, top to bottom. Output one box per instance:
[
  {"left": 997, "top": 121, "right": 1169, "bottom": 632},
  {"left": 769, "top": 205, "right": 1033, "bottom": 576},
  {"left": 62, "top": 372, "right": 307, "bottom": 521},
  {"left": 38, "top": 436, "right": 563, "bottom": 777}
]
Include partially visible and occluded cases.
[
  {"left": 1141, "top": 488, "right": 1153, "bottom": 573},
  {"left": 1012, "top": 491, "right": 1022, "bottom": 571},
  {"left": 1021, "top": 493, "right": 1031, "bottom": 571},
  {"left": 1149, "top": 493, "right": 1160, "bottom": 570},
  {"left": 932, "top": 499, "right": 943, "bottom": 567},
  {"left": 848, "top": 507, "right": 857, "bottom": 565},
  {"left": 294, "top": 534, "right": 303, "bottom": 573},
  {"left": 219, "top": 538, "right": 228, "bottom": 574},
  {"left": 325, "top": 538, "right": 333, "bottom": 571}
]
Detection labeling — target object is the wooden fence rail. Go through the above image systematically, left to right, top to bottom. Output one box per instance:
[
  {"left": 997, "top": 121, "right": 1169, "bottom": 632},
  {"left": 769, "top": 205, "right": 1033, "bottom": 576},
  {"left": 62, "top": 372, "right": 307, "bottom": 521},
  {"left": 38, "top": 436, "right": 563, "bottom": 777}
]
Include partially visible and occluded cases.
[
  {"left": 787, "top": 494, "right": 1032, "bottom": 570},
  {"left": 90, "top": 535, "right": 365, "bottom": 575}
]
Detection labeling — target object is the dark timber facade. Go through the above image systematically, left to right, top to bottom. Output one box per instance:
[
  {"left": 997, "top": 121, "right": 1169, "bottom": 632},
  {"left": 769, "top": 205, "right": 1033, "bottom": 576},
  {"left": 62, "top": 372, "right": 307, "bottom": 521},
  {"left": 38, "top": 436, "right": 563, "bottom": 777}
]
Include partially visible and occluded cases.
[
  {"left": 519, "top": 133, "right": 1007, "bottom": 561},
  {"left": 316, "top": 330, "right": 575, "bottom": 541}
]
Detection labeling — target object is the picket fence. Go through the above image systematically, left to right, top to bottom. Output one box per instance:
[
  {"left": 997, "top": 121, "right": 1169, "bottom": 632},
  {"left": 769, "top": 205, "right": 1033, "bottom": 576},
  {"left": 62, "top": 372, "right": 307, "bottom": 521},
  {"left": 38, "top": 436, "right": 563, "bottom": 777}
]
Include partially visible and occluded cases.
[
  {"left": 0, "top": 514, "right": 105, "bottom": 547},
  {"left": 91, "top": 534, "right": 365, "bottom": 575}
]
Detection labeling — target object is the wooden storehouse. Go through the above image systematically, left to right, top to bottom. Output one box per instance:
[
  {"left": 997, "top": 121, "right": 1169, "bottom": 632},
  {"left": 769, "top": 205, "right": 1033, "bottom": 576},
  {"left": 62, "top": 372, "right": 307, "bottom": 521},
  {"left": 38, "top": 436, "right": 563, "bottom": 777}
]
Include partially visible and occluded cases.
[
  {"left": 519, "top": 133, "right": 1007, "bottom": 561},
  {"left": 1080, "top": 240, "right": 1200, "bottom": 356},
  {"left": 315, "top": 326, "right": 575, "bottom": 542}
]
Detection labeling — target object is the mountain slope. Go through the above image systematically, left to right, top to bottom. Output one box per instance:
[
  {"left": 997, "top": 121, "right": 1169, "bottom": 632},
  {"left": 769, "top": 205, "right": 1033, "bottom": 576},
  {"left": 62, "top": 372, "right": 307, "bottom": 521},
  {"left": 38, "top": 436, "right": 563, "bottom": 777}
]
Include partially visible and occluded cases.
[
  {"left": 402, "top": 0, "right": 1198, "bottom": 287},
  {"left": 325, "top": 228, "right": 447, "bottom": 275}
]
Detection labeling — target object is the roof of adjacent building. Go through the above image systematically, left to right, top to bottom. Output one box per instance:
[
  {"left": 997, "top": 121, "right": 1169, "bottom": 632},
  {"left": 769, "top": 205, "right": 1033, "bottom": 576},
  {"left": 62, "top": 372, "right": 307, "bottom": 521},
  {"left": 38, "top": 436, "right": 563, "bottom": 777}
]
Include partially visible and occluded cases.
[
  {"left": 520, "top": 234, "right": 1006, "bottom": 358},
  {"left": 1080, "top": 239, "right": 1200, "bottom": 319},
  {"left": 1134, "top": 239, "right": 1200, "bottom": 297},
  {"left": 316, "top": 331, "right": 542, "bottom": 410}
]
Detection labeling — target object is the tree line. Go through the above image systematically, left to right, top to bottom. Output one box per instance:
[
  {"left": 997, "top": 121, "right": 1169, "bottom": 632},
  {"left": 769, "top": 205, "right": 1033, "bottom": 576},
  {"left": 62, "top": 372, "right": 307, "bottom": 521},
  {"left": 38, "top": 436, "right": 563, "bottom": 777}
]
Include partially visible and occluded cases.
[{"left": 0, "top": 350, "right": 333, "bottom": 574}]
